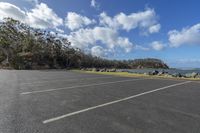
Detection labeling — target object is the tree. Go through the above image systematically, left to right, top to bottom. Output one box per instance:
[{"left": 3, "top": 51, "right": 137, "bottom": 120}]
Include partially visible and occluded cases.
[{"left": 0, "top": 18, "right": 169, "bottom": 69}]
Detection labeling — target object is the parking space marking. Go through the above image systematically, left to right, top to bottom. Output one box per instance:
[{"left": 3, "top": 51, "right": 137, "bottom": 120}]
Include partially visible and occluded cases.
[
  {"left": 21, "top": 76, "right": 115, "bottom": 85},
  {"left": 21, "top": 78, "right": 145, "bottom": 95},
  {"left": 43, "top": 81, "right": 191, "bottom": 124}
]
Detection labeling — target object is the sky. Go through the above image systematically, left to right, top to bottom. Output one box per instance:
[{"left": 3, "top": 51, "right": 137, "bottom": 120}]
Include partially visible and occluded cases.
[{"left": 0, "top": 0, "right": 200, "bottom": 68}]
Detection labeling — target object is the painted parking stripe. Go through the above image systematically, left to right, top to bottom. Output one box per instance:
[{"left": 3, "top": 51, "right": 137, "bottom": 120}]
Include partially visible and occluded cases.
[
  {"left": 21, "top": 78, "right": 145, "bottom": 95},
  {"left": 43, "top": 81, "right": 191, "bottom": 124}
]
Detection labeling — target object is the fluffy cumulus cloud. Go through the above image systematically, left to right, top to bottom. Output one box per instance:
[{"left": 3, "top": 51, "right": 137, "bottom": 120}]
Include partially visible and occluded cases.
[
  {"left": 0, "top": 2, "right": 63, "bottom": 29},
  {"left": 0, "top": 2, "right": 26, "bottom": 21},
  {"left": 0, "top": 2, "right": 162, "bottom": 57},
  {"left": 26, "top": 3, "right": 63, "bottom": 29},
  {"left": 99, "top": 8, "right": 160, "bottom": 34},
  {"left": 65, "top": 12, "right": 96, "bottom": 31},
  {"left": 168, "top": 23, "right": 200, "bottom": 47},
  {"left": 148, "top": 24, "right": 161, "bottom": 34},
  {"left": 67, "top": 27, "right": 133, "bottom": 53},
  {"left": 150, "top": 41, "right": 165, "bottom": 51},
  {"left": 91, "top": 46, "right": 106, "bottom": 57}
]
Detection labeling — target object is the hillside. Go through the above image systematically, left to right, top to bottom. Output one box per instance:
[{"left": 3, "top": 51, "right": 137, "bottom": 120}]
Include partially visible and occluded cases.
[
  {"left": 0, "top": 18, "right": 169, "bottom": 70},
  {"left": 131, "top": 58, "right": 169, "bottom": 69}
]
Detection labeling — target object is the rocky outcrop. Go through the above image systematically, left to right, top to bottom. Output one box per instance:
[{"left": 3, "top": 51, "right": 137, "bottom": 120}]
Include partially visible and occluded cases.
[
  {"left": 131, "top": 58, "right": 169, "bottom": 69},
  {"left": 144, "top": 70, "right": 200, "bottom": 79}
]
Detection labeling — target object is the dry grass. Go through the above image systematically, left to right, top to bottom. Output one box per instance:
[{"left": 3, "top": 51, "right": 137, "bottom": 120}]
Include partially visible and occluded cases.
[{"left": 72, "top": 70, "right": 200, "bottom": 81}]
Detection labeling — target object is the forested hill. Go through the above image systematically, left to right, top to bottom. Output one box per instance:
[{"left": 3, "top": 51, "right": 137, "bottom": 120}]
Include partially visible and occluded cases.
[{"left": 0, "top": 18, "right": 169, "bottom": 69}]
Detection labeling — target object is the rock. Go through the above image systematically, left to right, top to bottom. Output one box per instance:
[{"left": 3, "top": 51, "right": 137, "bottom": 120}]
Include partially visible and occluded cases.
[
  {"left": 137, "top": 65, "right": 144, "bottom": 69},
  {"left": 81, "top": 68, "right": 86, "bottom": 71},
  {"left": 86, "top": 68, "right": 92, "bottom": 71},
  {"left": 100, "top": 68, "right": 106, "bottom": 72},
  {"left": 106, "top": 68, "right": 117, "bottom": 72},
  {"left": 109, "top": 68, "right": 116, "bottom": 72},
  {"left": 151, "top": 70, "right": 159, "bottom": 75},
  {"left": 143, "top": 71, "right": 150, "bottom": 75},
  {"left": 157, "top": 71, "right": 164, "bottom": 76},
  {"left": 158, "top": 71, "right": 168, "bottom": 76},
  {"left": 144, "top": 72, "right": 152, "bottom": 75},
  {"left": 185, "top": 72, "right": 198, "bottom": 78},
  {"left": 191, "top": 72, "right": 198, "bottom": 77},
  {"left": 172, "top": 73, "right": 182, "bottom": 77},
  {"left": 185, "top": 73, "right": 191, "bottom": 78},
  {"left": 195, "top": 74, "right": 200, "bottom": 78}
]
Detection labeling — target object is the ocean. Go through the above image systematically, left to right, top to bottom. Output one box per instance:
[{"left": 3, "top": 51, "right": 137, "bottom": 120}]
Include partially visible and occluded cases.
[{"left": 119, "top": 68, "right": 200, "bottom": 75}]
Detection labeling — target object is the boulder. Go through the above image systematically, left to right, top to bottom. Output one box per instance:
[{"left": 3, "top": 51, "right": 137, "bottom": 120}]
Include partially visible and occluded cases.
[
  {"left": 137, "top": 65, "right": 144, "bottom": 69},
  {"left": 81, "top": 68, "right": 86, "bottom": 71},
  {"left": 86, "top": 68, "right": 92, "bottom": 71},
  {"left": 100, "top": 68, "right": 106, "bottom": 72},
  {"left": 106, "top": 68, "right": 117, "bottom": 72},
  {"left": 109, "top": 68, "right": 116, "bottom": 72},
  {"left": 151, "top": 70, "right": 159, "bottom": 75},
  {"left": 157, "top": 71, "right": 164, "bottom": 76},
  {"left": 144, "top": 72, "right": 152, "bottom": 75},
  {"left": 185, "top": 72, "right": 198, "bottom": 78},
  {"left": 191, "top": 72, "right": 198, "bottom": 77},
  {"left": 172, "top": 73, "right": 182, "bottom": 77},
  {"left": 195, "top": 74, "right": 200, "bottom": 78}
]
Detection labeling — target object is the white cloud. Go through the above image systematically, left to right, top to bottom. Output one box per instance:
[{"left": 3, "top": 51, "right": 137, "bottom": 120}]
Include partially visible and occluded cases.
[
  {"left": 90, "top": 0, "right": 100, "bottom": 9},
  {"left": 91, "top": 0, "right": 96, "bottom": 7},
  {"left": 0, "top": 2, "right": 63, "bottom": 30},
  {"left": 0, "top": 2, "right": 26, "bottom": 21},
  {"left": 0, "top": 2, "right": 163, "bottom": 56},
  {"left": 27, "top": 3, "right": 63, "bottom": 29},
  {"left": 99, "top": 8, "right": 160, "bottom": 34},
  {"left": 65, "top": 12, "right": 96, "bottom": 31},
  {"left": 168, "top": 23, "right": 200, "bottom": 47},
  {"left": 148, "top": 24, "right": 161, "bottom": 33},
  {"left": 67, "top": 26, "right": 134, "bottom": 55},
  {"left": 55, "top": 28, "right": 64, "bottom": 34},
  {"left": 151, "top": 41, "right": 165, "bottom": 51},
  {"left": 135, "top": 45, "right": 150, "bottom": 51},
  {"left": 91, "top": 46, "right": 106, "bottom": 57}
]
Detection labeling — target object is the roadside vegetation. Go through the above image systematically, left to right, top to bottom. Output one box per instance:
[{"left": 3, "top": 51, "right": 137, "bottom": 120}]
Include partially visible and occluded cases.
[
  {"left": 0, "top": 18, "right": 168, "bottom": 70},
  {"left": 76, "top": 70, "right": 200, "bottom": 80}
]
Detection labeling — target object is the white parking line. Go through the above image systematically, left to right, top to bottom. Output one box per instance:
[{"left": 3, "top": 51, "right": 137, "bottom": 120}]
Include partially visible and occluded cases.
[
  {"left": 21, "top": 76, "right": 115, "bottom": 85},
  {"left": 21, "top": 78, "right": 145, "bottom": 95},
  {"left": 43, "top": 81, "right": 191, "bottom": 124}
]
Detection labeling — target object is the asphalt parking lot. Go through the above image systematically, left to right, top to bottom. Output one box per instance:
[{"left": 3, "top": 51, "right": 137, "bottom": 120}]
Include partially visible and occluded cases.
[{"left": 0, "top": 70, "right": 200, "bottom": 133}]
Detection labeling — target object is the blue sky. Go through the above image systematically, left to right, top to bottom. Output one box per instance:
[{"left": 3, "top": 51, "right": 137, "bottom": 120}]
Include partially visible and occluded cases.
[{"left": 0, "top": 0, "right": 200, "bottom": 68}]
